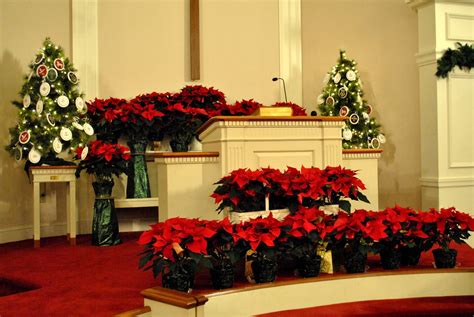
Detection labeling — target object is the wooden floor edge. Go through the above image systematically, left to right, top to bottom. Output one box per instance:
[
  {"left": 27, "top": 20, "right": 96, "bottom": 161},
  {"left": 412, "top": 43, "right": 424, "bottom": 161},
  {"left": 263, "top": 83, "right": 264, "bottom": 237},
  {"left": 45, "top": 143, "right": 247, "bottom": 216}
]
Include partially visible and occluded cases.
[{"left": 114, "top": 306, "right": 151, "bottom": 317}]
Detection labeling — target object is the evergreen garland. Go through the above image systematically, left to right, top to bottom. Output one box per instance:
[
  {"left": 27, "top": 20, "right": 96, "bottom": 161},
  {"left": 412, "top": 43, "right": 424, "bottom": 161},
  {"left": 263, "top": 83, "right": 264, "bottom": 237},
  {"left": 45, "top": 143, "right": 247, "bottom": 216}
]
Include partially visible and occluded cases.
[{"left": 436, "top": 42, "right": 474, "bottom": 78}]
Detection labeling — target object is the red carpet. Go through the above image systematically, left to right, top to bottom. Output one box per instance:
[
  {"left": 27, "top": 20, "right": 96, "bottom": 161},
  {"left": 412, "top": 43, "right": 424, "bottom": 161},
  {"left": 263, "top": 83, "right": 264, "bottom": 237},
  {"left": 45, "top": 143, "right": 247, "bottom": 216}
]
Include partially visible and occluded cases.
[
  {"left": 0, "top": 233, "right": 155, "bottom": 317},
  {"left": 0, "top": 234, "right": 473, "bottom": 317}
]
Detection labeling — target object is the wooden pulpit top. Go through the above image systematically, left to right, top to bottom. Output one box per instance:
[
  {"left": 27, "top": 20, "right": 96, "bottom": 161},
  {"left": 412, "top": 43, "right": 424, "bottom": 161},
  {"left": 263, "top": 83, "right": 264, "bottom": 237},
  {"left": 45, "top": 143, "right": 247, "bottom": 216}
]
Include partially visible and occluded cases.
[{"left": 196, "top": 115, "right": 346, "bottom": 136}]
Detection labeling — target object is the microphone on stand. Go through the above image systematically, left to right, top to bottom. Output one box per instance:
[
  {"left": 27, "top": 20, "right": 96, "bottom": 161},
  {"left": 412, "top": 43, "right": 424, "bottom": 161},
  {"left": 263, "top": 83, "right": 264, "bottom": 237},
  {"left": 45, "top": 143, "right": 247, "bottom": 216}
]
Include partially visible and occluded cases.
[{"left": 272, "top": 77, "right": 288, "bottom": 102}]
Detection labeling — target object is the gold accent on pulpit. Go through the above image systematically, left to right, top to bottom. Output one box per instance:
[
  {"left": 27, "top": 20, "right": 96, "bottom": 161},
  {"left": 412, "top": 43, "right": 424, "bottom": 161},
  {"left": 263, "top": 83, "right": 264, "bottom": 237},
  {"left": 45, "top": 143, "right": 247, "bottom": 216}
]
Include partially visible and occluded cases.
[{"left": 251, "top": 106, "right": 293, "bottom": 116}]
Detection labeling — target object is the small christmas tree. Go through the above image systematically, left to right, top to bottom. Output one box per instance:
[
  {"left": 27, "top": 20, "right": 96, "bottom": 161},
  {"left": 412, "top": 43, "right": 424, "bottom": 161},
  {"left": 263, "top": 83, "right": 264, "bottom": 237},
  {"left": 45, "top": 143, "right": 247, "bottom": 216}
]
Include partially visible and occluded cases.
[
  {"left": 6, "top": 38, "right": 93, "bottom": 165},
  {"left": 317, "top": 50, "right": 385, "bottom": 149}
]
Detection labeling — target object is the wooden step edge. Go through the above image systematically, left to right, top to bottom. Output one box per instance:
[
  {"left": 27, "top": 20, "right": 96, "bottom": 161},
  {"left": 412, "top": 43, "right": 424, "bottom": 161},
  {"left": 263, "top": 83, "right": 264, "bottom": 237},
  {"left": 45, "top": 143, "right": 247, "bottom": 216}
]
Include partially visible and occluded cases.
[{"left": 114, "top": 306, "right": 151, "bottom": 317}]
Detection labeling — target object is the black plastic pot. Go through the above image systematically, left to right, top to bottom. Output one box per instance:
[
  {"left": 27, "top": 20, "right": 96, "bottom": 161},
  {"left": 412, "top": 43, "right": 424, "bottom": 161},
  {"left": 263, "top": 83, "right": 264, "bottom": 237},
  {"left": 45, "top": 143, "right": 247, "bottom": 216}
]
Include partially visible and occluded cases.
[
  {"left": 400, "top": 246, "right": 422, "bottom": 266},
  {"left": 380, "top": 248, "right": 401, "bottom": 270},
  {"left": 432, "top": 248, "right": 457, "bottom": 268},
  {"left": 343, "top": 249, "right": 367, "bottom": 274},
  {"left": 297, "top": 255, "right": 322, "bottom": 278},
  {"left": 252, "top": 257, "right": 278, "bottom": 283},
  {"left": 210, "top": 259, "right": 235, "bottom": 289},
  {"left": 162, "top": 270, "right": 193, "bottom": 292}
]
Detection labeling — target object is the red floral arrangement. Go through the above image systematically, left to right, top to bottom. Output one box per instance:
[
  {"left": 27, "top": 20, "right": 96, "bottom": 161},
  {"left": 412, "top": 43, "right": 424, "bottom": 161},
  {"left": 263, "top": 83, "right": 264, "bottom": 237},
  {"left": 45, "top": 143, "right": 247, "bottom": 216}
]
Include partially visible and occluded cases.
[
  {"left": 176, "top": 85, "right": 226, "bottom": 111},
  {"left": 131, "top": 92, "right": 173, "bottom": 141},
  {"left": 86, "top": 98, "right": 128, "bottom": 142},
  {"left": 272, "top": 101, "right": 307, "bottom": 116},
  {"left": 75, "top": 140, "right": 130, "bottom": 177},
  {"left": 235, "top": 213, "right": 282, "bottom": 252}
]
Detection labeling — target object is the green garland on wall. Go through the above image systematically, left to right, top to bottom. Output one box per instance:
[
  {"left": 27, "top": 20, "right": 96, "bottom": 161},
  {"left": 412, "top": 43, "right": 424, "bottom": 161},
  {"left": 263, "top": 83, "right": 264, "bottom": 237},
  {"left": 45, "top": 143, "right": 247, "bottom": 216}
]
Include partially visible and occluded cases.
[{"left": 436, "top": 42, "right": 474, "bottom": 78}]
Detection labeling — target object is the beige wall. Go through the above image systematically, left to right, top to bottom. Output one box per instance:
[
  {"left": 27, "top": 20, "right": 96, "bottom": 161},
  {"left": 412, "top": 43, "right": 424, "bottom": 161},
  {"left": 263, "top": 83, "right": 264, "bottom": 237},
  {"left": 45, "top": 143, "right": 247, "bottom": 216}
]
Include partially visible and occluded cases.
[
  {"left": 0, "top": 0, "right": 72, "bottom": 239},
  {"left": 98, "top": 0, "right": 280, "bottom": 104},
  {"left": 302, "top": 0, "right": 421, "bottom": 209}
]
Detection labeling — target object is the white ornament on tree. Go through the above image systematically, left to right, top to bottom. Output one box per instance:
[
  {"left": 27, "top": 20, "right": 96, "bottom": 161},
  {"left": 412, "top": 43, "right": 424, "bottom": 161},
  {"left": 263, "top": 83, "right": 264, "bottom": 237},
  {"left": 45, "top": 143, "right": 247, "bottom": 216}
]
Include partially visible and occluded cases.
[
  {"left": 346, "top": 70, "right": 356, "bottom": 81},
  {"left": 333, "top": 72, "right": 341, "bottom": 84},
  {"left": 39, "top": 82, "right": 51, "bottom": 96},
  {"left": 23, "top": 94, "right": 31, "bottom": 108},
  {"left": 317, "top": 94, "right": 325, "bottom": 105},
  {"left": 57, "top": 95, "right": 70, "bottom": 108},
  {"left": 36, "top": 100, "right": 43, "bottom": 114},
  {"left": 362, "top": 112, "right": 370, "bottom": 122},
  {"left": 82, "top": 123, "right": 94, "bottom": 136},
  {"left": 60, "top": 127, "right": 73, "bottom": 141},
  {"left": 342, "top": 129, "right": 353, "bottom": 141},
  {"left": 377, "top": 134, "right": 386, "bottom": 144},
  {"left": 53, "top": 137, "right": 63, "bottom": 153},
  {"left": 81, "top": 145, "right": 89, "bottom": 160},
  {"left": 28, "top": 148, "right": 41, "bottom": 163}
]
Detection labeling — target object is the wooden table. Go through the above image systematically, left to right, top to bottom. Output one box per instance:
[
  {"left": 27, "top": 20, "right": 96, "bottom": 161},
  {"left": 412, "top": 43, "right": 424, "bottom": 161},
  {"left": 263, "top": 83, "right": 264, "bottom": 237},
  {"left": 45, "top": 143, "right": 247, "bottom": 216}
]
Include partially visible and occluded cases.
[{"left": 30, "top": 166, "right": 78, "bottom": 248}]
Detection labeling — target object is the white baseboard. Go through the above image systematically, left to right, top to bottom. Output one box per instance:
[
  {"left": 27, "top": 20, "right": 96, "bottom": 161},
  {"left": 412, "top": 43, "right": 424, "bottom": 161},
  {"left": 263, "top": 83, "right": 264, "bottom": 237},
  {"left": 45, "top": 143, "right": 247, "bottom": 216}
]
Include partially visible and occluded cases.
[{"left": 0, "top": 218, "right": 155, "bottom": 244}]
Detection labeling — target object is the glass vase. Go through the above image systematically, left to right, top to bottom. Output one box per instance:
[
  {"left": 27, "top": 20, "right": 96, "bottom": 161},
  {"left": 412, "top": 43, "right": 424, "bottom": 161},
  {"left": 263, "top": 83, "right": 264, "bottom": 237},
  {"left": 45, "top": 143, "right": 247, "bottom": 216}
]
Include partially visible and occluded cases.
[
  {"left": 126, "top": 139, "right": 151, "bottom": 198},
  {"left": 92, "top": 174, "right": 122, "bottom": 246}
]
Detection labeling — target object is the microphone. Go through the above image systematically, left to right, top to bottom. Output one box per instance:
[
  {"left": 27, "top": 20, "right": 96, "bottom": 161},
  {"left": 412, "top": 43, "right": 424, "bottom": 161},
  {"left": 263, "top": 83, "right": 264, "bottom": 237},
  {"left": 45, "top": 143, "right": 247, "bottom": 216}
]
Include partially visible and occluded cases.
[{"left": 272, "top": 77, "right": 288, "bottom": 102}]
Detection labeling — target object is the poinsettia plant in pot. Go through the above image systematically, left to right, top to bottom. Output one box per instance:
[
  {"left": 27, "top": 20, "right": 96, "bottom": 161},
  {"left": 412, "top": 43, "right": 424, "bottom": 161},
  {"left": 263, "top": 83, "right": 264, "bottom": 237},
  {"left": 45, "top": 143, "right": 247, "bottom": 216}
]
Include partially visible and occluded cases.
[
  {"left": 86, "top": 97, "right": 128, "bottom": 143},
  {"left": 75, "top": 140, "right": 130, "bottom": 246},
  {"left": 318, "top": 166, "right": 370, "bottom": 213},
  {"left": 211, "top": 168, "right": 288, "bottom": 223},
  {"left": 281, "top": 207, "right": 328, "bottom": 277},
  {"left": 421, "top": 207, "right": 474, "bottom": 268},
  {"left": 327, "top": 209, "right": 386, "bottom": 273},
  {"left": 235, "top": 214, "right": 283, "bottom": 283},
  {"left": 138, "top": 217, "right": 217, "bottom": 292},
  {"left": 203, "top": 218, "right": 245, "bottom": 289}
]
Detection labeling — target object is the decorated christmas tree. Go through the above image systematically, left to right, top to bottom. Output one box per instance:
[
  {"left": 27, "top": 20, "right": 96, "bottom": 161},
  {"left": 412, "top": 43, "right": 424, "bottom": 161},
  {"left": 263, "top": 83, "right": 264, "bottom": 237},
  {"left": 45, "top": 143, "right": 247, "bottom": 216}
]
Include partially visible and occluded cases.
[
  {"left": 6, "top": 38, "right": 93, "bottom": 165},
  {"left": 317, "top": 50, "right": 385, "bottom": 149}
]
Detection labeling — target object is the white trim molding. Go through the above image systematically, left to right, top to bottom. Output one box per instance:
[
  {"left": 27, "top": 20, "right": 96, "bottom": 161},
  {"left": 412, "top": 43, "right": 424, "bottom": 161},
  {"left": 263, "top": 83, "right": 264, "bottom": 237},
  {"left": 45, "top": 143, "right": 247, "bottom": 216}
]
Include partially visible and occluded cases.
[
  {"left": 72, "top": 0, "right": 99, "bottom": 99},
  {"left": 279, "top": 0, "right": 303, "bottom": 105},
  {"left": 420, "top": 176, "right": 474, "bottom": 188}
]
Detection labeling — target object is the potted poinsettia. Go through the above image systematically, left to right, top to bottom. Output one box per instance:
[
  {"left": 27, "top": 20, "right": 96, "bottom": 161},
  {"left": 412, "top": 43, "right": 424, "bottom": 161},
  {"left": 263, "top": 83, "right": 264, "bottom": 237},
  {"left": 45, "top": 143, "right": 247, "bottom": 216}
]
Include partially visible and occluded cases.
[
  {"left": 86, "top": 97, "right": 127, "bottom": 142},
  {"left": 122, "top": 98, "right": 164, "bottom": 198},
  {"left": 75, "top": 140, "right": 130, "bottom": 246},
  {"left": 318, "top": 166, "right": 370, "bottom": 213},
  {"left": 211, "top": 168, "right": 289, "bottom": 223},
  {"left": 281, "top": 207, "right": 327, "bottom": 277},
  {"left": 422, "top": 207, "right": 474, "bottom": 268},
  {"left": 327, "top": 209, "right": 386, "bottom": 273},
  {"left": 235, "top": 214, "right": 282, "bottom": 283},
  {"left": 138, "top": 217, "right": 217, "bottom": 292},
  {"left": 204, "top": 217, "right": 245, "bottom": 289}
]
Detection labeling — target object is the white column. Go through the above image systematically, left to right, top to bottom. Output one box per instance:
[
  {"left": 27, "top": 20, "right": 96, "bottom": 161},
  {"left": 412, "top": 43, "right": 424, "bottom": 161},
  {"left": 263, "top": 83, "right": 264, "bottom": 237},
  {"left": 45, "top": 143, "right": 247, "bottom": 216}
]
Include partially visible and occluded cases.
[
  {"left": 72, "top": 0, "right": 99, "bottom": 99},
  {"left": 279, "top": 0, "right": 303, "bottom": 105},
  {"left": 408, "top": 0, "right": 474, "bottom": 212}
]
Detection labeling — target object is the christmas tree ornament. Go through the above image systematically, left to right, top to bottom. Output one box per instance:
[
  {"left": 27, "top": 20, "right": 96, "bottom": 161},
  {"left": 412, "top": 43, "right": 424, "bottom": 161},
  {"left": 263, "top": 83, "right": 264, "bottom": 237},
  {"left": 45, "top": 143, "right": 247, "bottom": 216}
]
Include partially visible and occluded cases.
[
  {"left": 34, "top": 53, "right": 44, "bottom": 64},
  {"left": 53, "top": 58, "right": 65, "bottom": 71},
  {"left": 36, "top": 64, "right": 48, "bottom": 78},
  {"left": 47, "top": 68, "right": 58, "bottom": 82},
  {"left": 346, "top": 70, "right": 356, "bottom": 81},
  {"left": 67, "top": 72, "right": 78, "bottom": 84},
  {"left": 333, "top": 72, "right": 341, "bottom": 84},
  {"left": 323, "top": 73, "right": 330, "bottom": 85},
  {"left": 39, "top": 82, "right": 51, "bottom": 96},
  {"left": 338, "top": 87, "right": 348, "bottom": 98},
  {"left": 23, "top": 94, "right": 31, "bottom": 108},
  {"left": 317, "top": 94, "right": 325, "bottom": 105},
  {"left": 57, "top": 95, "right": 70, "bottom": 108},
  {"left": 326, "top": 96, "right": 335, "bottom": 107},
  {"left": 75, "top": 97, "right": 84, "bottom": 111},
  {"left": 36, "top": 99, "right": 43, "bottom": 114},
  {"left": 366, "top": 104, "right": 373, "bottom": 115},
  {"left": 339, "top": 106, "right": 349, "bottom": 117},
  {"left": 362, "top": 112, "right": 370, "bottom": 122},
  {"left": 46, "top": 113, "right": 56, "bottom": 126},
  {"left": 349, "top": 113, "right": 360, "bottom": 125},
  {"left": 72, "top": 121, "right": 84, "bottom": 130},
  {"left": 82, "top": 122, "right": 94, "bottom": 136},
  {"left": 60, "top": 127, "right": 73, "bottom": 141},
  {"left": 342, "top": 128, "right": 353, "bottom": 141},
  {"left": 19, "top": 131, "right": 31, "bottom": 144},
  {"left": 377, "top": 133, "right": 386, "bottom": 144},
  {"left": 53, "top": 137, "right": 63, "bottom": 153},
  {"left": 370, "top": 138, "right": 381, "bottom": 149},
  {"left": 14, "top": 145, "right": 23, "bottom": 161},
  {"left": 81, "top": 145, "right": 89, "bottom": 160},
  {"left": 28, "top": 148, "right": 41, "bottom": 164}
]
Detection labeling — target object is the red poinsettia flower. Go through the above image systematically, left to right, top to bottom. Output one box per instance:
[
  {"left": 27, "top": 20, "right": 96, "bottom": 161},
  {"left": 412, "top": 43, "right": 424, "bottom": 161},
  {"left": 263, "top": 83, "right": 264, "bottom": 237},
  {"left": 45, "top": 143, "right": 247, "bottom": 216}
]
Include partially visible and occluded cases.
[
  {"left": 140, "top": 104, "right": 164, "bottom": 121},
  {"left": 235, "top": 214, "right": 282, "bottom": 251}
]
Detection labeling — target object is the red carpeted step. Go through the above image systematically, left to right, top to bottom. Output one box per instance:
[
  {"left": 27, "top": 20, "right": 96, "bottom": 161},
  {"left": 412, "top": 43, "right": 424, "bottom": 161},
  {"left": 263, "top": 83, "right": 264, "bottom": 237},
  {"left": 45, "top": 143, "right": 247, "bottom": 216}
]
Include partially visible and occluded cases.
[{"left": 257, "top": 296, "right": 474, "bottom": 317}]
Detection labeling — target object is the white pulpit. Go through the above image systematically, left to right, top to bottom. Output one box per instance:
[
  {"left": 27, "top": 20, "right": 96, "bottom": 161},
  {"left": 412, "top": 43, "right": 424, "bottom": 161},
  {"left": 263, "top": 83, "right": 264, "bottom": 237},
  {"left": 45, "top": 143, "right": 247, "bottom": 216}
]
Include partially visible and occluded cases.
[{"left": 197, "top": 116, "right": 346, "bottom": 173}]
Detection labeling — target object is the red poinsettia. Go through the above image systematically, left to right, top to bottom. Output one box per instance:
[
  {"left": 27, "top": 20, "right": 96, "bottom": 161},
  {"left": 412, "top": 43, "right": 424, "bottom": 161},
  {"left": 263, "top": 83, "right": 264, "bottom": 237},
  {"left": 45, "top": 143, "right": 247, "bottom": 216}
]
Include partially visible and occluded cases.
[
  {"left": 87, "top": 98, "right": 129, "bottom": 141},
  {"left": 272, "top": 102, "right": 307, "bottom": 116},
  {"left": 75, "top": 140, "right": 130, "bottom": 178},
  {"left": 235, "top": 214, "right": 282, "bottom": 251},
  {"left": 138, "top": 217, "right": 217, "bottom": 261}
]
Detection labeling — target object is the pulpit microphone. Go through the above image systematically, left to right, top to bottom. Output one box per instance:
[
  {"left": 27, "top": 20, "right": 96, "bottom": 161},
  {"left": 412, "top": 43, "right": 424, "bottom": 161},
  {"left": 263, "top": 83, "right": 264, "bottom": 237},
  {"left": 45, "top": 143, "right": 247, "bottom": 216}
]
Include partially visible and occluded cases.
[{"left": 272, "top": 77, "right": 288, "bottom": 102}]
